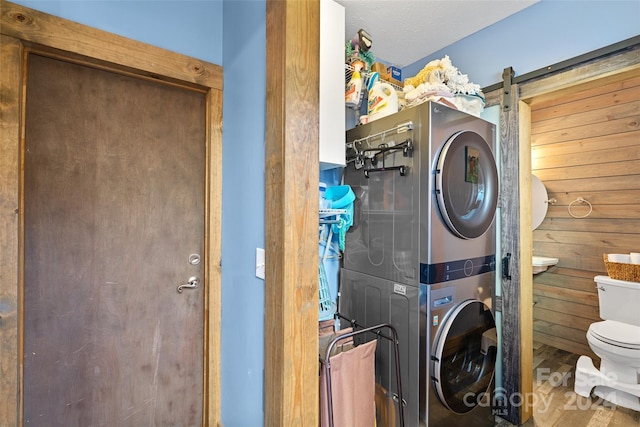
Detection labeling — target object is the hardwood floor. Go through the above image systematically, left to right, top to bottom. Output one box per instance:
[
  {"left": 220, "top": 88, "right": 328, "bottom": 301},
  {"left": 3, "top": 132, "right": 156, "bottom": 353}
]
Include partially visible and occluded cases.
[{"left": 496, "top": 342, "right": 640, "bottom": 426}]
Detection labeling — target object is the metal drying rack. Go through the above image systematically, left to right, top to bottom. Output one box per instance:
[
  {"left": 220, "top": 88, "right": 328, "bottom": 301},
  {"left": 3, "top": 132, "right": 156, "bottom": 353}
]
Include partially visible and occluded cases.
[
  {"left": 346, "top": 121, "right": 415, "bottom": 178},
  {"left": 319, "top": 208, "right": 347, "bottom": 225},
  {"left": 320, "top": 314, "right": 405, "bottom": 427}
]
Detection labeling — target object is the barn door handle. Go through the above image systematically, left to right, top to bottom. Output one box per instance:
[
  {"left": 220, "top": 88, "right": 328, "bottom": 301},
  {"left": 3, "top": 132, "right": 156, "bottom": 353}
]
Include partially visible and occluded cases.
[
  {"left": 502, "top": 253, "right": 512, "bottom": 280},
  {"left": 177, "top": 276, "right": 199, "bottom": 293}
]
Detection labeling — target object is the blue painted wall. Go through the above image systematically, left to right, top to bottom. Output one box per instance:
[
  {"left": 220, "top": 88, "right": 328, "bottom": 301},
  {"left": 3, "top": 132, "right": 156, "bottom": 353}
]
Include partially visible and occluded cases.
[
  {"left": 8, "top": 0, "right": 639, "bottom": 426},
  {"left": 12, "top": 0, "right": 223, "bottom": 64},
  {"left": 403, "top": 0, "right": 640, "bottom": 88},
  {"left": 220, "top": 1, "right": 266, "bottom": 426}
]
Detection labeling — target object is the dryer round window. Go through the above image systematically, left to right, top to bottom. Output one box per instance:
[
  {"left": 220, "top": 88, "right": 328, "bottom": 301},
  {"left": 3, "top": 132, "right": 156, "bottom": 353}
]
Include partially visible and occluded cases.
[
  {"left": 436, "top": 130, "right": 499, "bottom": 239},
  {"left": 431, "top": 299, "right": 497, "bottom": 414}
]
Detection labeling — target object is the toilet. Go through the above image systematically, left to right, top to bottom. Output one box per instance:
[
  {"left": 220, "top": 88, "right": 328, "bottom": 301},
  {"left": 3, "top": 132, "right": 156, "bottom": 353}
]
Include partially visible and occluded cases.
[{"left": 574, "top": 275, "right": 640, "bottom": 411}]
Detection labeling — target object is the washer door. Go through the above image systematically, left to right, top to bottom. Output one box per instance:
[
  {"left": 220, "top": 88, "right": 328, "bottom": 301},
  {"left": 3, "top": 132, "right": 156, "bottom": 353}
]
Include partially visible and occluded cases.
[
  {"left": 436, "top": 130, "right": 498, "bottom": 239},
  {"left": 432, "top": 300, "right": 496, "bottom": 414}
]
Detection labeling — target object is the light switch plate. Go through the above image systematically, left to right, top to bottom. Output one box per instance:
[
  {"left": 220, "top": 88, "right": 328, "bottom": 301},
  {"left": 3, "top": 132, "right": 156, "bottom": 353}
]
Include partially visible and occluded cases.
[{"left": 256, "top": 248, "right": 265, "bottom": 280}]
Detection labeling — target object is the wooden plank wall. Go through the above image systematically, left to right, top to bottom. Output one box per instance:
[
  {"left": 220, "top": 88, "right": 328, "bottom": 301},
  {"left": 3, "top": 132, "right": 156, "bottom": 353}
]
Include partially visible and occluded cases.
[{"left": 529, "top": 72, "right": 640, "bottom": 359}]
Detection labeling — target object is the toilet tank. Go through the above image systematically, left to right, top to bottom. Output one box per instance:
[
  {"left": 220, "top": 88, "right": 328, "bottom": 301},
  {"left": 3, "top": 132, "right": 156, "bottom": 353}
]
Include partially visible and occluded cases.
[{"left": 595, "top": 275, "right": 640, "bottom": 327}]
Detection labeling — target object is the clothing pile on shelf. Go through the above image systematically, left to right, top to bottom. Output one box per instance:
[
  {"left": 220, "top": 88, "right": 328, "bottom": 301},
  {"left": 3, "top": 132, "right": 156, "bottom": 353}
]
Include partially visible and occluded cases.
[{"left": 402, "top": 55, "right": 485, "bottom": 117}]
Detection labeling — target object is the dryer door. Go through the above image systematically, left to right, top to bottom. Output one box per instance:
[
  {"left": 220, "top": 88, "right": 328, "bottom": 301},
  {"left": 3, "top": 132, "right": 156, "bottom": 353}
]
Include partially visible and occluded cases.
[
  {"left": 435, "top": 130, "right": 498, "bottom": 239},
  {"left": 432, "top": 299, "right": 496, "bottom": 414}
]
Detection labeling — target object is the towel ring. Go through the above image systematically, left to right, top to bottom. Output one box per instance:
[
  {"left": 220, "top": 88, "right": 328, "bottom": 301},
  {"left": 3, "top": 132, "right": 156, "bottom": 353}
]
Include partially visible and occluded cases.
[{"left": 568, "top": 197, "right": 592, "bottom": 218}]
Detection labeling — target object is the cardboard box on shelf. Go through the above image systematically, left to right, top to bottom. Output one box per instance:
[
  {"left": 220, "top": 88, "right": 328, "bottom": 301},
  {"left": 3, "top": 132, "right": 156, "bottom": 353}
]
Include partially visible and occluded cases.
[
  {"left": 367, "top": 62, "right": 403, "bottom": 88},
  {"left": 371, "top": 62, "right": 387, "bottom": 75},
  {"left": 387, "top": 66, "right": 401, "bottom": 82}
]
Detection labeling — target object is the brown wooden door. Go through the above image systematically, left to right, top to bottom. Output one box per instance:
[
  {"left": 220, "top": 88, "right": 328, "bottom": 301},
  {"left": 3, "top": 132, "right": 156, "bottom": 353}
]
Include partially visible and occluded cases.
[{"left": 23, "top": 53, "right": 206, "bottom": 426}]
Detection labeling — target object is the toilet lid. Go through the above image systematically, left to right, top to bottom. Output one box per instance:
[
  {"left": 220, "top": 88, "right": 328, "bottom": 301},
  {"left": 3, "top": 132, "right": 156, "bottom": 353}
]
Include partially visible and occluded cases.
[
  {"left": 531, "top": 174, "right": 549, "bottom": 230},
  {"left": 589, "top": 320, "right": 640, "bottom": 349}
]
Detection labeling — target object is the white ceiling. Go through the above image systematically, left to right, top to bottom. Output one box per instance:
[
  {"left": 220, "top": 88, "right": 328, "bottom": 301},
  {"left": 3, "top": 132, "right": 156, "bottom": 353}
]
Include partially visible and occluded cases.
[{"left": 335, "top": 0, "right": 539, "bottom": 68}]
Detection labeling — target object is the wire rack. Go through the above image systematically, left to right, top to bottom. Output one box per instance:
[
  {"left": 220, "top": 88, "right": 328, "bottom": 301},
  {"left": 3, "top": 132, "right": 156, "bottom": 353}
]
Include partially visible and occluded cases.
[{"left": 345, "top": 63, "right": 403, "bottom": 92}]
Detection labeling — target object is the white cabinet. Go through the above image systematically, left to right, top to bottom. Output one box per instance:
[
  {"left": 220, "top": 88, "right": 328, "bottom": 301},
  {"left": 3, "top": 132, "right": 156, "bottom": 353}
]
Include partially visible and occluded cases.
[{"left": 319, "top": 0, "right": 345, "bottom": 170}]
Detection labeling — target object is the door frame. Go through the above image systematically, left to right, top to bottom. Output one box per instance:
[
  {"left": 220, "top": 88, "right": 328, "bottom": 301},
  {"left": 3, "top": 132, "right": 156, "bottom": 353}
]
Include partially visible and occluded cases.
[
  {"left": 0, "top": 2, "right": 223, "bottom": 425},
  {"left": 484, "top": 43, "right": 640, "bottom": 425}
]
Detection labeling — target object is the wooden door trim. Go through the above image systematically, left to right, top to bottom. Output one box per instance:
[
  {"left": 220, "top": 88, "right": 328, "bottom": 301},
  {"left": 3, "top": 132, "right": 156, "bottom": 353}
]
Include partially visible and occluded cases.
[
  {"left": 264, "top": 0, "right": 320, "bottom": 425},
  {"left": 0, "top": 1, "right": 222, "bottom": 425},
  {"left": 0, "top": 1, "right": 222, "bottom": 90},
  {"left": 519, "top": 48, "right": 640, "bottom": 102}
]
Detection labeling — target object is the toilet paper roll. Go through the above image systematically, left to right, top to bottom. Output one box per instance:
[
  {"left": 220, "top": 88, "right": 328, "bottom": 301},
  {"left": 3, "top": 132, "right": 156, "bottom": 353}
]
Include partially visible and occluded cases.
[
  {"left": 630, "top": 252, "right": 640, "bottom": 264},
  {"left": 608, "top": 253, "right": 631, "bottom": 263}
]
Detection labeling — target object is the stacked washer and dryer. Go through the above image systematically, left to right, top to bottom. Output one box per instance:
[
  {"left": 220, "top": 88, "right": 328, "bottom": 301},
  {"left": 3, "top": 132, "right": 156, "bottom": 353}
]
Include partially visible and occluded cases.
[{"left": 339, "top": 101, "right": 499, "bottom": 426}]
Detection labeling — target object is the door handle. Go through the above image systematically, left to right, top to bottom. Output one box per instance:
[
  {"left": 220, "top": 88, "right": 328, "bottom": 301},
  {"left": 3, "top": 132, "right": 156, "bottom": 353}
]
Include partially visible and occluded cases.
[
  {"left": 502, "top": 253, "right": 512, "bottom": 280},
  {"left": 177, "top": 276, "right": 199, "bottom": 293}
]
